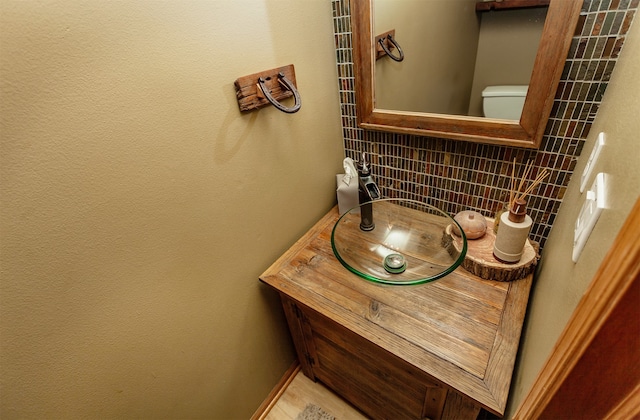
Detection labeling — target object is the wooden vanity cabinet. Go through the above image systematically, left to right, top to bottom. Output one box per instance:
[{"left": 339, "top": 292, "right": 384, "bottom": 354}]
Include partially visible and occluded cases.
[{"left": 260, "top": 208, "right": 533, "bottom": 419}]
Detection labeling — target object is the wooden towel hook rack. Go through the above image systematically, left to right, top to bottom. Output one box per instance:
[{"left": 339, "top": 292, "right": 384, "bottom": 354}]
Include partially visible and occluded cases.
[{"left": 234, "top": 64, "right": 301, "bottom": 113}]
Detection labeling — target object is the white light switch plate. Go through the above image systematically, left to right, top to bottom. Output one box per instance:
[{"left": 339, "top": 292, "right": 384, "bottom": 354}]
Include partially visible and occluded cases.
[
  {"left": 580, "top": 132, "right": 605, "bottom": 193},
  {"left": 573, "top": 172, "right": 606, "bottom": 262}
]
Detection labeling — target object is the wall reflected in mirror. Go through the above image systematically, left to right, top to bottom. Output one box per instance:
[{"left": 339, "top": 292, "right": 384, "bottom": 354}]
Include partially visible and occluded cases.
[{"left": 374, "top": 0, "right": 547, "bottom": 119}]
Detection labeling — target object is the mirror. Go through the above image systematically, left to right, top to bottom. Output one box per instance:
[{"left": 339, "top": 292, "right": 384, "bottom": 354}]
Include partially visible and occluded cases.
[
  {"left": 351, "top": 0, "right": 582, "bottom": 148},
  {"left": 374, "top": 1, "right": 546, "bottom": 118}
]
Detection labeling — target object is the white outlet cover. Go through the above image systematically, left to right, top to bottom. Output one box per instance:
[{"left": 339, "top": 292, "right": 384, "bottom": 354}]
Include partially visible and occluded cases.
[
  {"left": 580, "top": 132, "right": 605, "bottom": 193},
  {"left": 573, "top": 172, "right": 606, "bottom": 262}
]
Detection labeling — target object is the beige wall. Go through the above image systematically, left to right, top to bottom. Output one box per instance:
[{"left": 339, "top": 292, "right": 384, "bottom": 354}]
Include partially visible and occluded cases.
[
  {"left": 0, "top": 1, "right": 343, "bottom": 418},
  {"left": 506, "top": 15, "right": 640, "bottom": 417}
]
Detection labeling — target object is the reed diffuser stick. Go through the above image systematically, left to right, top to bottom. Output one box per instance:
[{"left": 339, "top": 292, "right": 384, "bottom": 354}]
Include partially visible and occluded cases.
[
  {"left": 509, "top": 158, "right": 516, "bottom": 207},
  {"left": 508, "top": 160, "right": 549, "bottom": 208},
  {"left": 512, "top": 160, "right": 531, "bottom": 207},
  {"left": 521, "top": 160, "right": 533, "bottom": 188},
  {"left": 518, "top": 170, "right": 550, "bottom": 202}
]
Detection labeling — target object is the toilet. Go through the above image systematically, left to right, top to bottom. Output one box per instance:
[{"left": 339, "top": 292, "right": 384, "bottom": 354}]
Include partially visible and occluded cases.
[{"left": 482, "top": 85, "right": 528, "bottom": 120}]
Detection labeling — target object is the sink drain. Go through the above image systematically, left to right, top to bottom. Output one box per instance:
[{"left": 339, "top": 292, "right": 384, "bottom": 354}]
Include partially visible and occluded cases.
[{"left": 383, "top": 253, "right": 406, "bottom": 274}]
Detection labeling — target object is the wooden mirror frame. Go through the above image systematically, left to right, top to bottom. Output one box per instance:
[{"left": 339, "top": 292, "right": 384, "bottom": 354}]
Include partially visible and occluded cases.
[{"left": 351, "top": 0, "right": 582, "bottom": 149}]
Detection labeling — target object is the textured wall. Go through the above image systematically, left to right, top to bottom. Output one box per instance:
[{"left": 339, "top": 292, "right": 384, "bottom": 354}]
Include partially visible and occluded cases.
[
  {"left": 332, "top": 0, "right": 637, "bottom": 250},
  {"left": 0, "top": 1, "right": 343, "bottom": 418}
]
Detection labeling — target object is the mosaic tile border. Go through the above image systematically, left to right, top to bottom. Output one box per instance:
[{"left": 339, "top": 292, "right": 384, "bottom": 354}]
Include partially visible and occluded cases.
[{"left": 331, "top": 0, "right": 637, "bottom": 249}]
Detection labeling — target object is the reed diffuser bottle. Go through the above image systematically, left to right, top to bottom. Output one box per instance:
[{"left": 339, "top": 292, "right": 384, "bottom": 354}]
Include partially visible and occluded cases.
[{"left": 493, "top": 198, "right": 532, "bottom": 263}]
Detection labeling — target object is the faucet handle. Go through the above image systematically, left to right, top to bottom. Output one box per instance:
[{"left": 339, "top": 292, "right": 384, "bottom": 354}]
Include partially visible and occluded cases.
[{"left": 358, "top": 152, "right": 370, "bottom": 175}]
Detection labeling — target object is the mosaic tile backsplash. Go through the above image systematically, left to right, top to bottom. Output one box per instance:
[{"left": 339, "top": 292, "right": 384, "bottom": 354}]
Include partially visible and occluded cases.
[{"left": 332, "top": 0, "right": 637, "bottom": 250}]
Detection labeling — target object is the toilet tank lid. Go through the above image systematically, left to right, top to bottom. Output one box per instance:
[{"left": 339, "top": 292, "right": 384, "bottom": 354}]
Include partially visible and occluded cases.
[{"left": 482, "top": 85, "right": 529, "bottom": 97}]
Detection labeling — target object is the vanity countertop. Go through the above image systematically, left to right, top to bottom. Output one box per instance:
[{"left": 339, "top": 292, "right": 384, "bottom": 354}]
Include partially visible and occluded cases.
[{"left": 260, "top": 206, "right": 532, "bottom": 416}]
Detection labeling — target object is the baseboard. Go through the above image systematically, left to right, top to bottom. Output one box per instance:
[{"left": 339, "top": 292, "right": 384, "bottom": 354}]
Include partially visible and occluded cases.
[{"left": 251, "top": 360, "right": 301, "bottom": 420}]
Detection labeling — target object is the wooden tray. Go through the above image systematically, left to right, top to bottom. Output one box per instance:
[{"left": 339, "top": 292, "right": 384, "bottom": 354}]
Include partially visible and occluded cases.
[{"left": 443, "top": 217, "right": 539, "bottom": 282}]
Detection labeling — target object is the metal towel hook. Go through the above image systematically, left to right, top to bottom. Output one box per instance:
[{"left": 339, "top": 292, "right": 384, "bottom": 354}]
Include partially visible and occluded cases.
[
  {"left": 378, "top": 34, "right": 404, "bottom": 62},
  {"left": 258, "top": 72, "right": 301, "bottom": 114}
]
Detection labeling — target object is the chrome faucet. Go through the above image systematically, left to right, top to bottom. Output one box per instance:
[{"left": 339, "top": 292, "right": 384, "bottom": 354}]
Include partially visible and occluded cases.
[{"left": 358, "top": 153, "right": 381, "bottom": 231}]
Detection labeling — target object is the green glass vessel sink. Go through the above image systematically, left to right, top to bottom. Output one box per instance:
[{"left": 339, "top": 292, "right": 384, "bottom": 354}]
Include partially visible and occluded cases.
[{"left": 331, "top": 199, "right": 467, "bottom": 285}]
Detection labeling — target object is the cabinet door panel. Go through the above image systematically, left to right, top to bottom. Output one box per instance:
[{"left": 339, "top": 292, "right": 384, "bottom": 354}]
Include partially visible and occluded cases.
[{"left": 303, "top": 305, "right": 447, "bottom": 420}]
